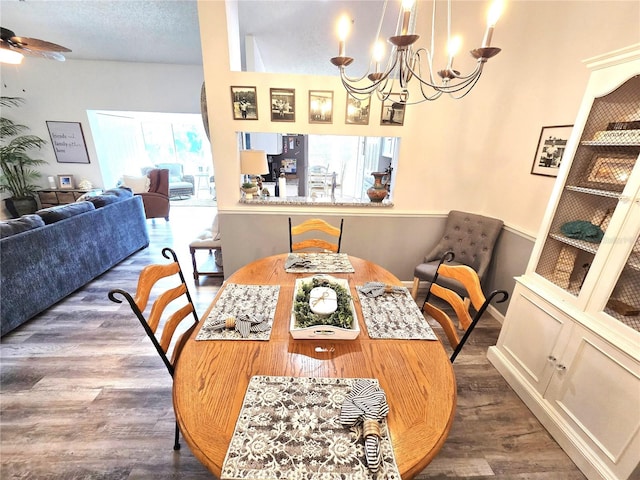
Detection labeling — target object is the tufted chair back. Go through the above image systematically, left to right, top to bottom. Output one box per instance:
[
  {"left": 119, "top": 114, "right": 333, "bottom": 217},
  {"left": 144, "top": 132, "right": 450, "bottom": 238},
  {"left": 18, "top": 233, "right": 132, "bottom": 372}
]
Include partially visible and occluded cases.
[
  {"left": 411, "top": 211, "right": 503, "bottom": 301},
  {"left": 423, "top": 211, "right": 504, "bottom": 282}
]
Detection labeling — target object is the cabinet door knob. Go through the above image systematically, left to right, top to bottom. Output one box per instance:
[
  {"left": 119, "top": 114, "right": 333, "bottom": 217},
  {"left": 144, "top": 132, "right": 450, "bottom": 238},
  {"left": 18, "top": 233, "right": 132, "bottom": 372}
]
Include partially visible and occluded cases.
[
  {"left": 547, "top": 355, "right": 557, "bottom": 363},
  {"left": 556, "top": 364, "right": 566, "bottom": 371}
]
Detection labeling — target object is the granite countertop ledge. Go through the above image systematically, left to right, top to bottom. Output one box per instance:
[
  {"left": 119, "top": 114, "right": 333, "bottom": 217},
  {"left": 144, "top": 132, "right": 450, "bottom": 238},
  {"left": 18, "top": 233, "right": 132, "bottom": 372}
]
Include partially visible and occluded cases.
[{"left": 239, "top": 196, "right": 394, "bottom": 207}]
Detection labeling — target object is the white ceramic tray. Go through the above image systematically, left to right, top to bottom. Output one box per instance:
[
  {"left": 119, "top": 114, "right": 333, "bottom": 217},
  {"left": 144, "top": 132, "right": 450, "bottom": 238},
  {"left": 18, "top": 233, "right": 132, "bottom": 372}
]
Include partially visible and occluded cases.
[{"left": 290, "top": 275, "right": 359, "bottom": 340}]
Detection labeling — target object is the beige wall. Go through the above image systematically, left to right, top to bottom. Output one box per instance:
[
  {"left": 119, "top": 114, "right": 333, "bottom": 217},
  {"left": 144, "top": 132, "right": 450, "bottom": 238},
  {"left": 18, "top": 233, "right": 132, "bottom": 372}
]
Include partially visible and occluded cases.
[
  {"left": 199, "top": 0, "right": 639, "bottom": 236},
  {"left": 197, "top": 1, "right": 638, "bottom": 312},
  {"left": 0, "top": 59, "right": 204, "bottom": 219}
]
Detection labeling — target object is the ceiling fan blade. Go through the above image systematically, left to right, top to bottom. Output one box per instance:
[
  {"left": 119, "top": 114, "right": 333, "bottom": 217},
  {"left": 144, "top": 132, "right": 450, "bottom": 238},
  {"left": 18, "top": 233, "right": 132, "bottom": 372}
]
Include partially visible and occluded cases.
[
  {"left": 10, "top": 36, "right": 71, "bottom": 53},
  {"left": 19, "top": 47, "right": 66, "bottom": 61}
]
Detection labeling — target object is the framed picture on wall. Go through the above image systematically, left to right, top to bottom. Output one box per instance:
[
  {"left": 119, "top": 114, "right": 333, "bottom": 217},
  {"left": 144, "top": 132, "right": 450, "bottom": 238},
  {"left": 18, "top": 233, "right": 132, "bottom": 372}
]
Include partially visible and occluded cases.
[
  {"left": 230, "top": 86, "right": 258, "bottom": 120},
  {"left": 270, "top": 88, "right": 295, "bottom": 122},
  {"left": 309, "top": 90, "right": 333, "bottom": 124},
  {"left": 345, "top": 95, "right": 370, "bottom": 125},
  {"left": 380, "top": 98, "right": 405, "bottom": 126},
  {"left": 46, "top": 121, "right": 90, "bottom": 164},
  {"left": 530, "top": 125, "right": 573, "bottom": 177}
]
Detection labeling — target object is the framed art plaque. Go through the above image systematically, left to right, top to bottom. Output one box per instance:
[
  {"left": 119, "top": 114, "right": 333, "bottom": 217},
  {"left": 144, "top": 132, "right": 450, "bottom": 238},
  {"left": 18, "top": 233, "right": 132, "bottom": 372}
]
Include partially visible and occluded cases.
[{"left": 46, "top": 121, "right": 90, "bottom": 164}]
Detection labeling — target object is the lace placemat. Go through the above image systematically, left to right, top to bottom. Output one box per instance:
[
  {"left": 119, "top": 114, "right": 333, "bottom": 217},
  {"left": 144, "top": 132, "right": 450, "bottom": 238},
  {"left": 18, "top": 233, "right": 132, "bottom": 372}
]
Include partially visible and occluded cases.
[
  {"left": 285, "top": 253, "right": 355, "bottom": 273},
  {"left": 196, "top": 284, "right": 280, "bottom": 341},
  {"left": 357, "top": 287, "right": 438, "bottom": 340},
  {"left": 221, "top": 375, "right": 400, "bottom": 480}
]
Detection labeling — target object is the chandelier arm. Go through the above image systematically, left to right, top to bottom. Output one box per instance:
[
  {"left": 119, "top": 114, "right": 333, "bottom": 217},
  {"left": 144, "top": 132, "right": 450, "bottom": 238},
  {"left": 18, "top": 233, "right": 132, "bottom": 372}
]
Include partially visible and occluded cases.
[
  {"left": 330, "top": 0, "right": 500, "bottom": 104},
  {"left": 377, "top": 46, "right": 401, "bottom": 80},
  {"left": 402, "top": 48, "right": 453, "bottom": 89},
  {"left": 412, "top": 48, "right": 440, "bottom": 86},
  {"left": 403, "top": 49, "right": 484, "bottom": 91},
  {"left": 340, "top": 52, "right": 400, "bottom": 96},
  {"left": 399, "top": 52, "right": 410, "bottom": 89},
  {"left": 444, "top": 60, "right": 484, "bottom": 81},
  {"left": 339, "top": 66, "right": 376, "bottom": 85},
  {"left": 438, "top": 67, "right": 484, "bottom": 94},
  {"left": 341, "top": 68, "right": 395, "bottom": 97},
  {"left": 447, "top": 70, "right": 484, "bottom": 99},
  {"left": 341, "top": 74, "right": 378, "bottom": 96},
  {"left": 376, "top": 75, "right": 393, "bottom": 96},
  {"left": 432, "top": 76, "right": 479, "bottom": 95},
  {"left": 375, "top": 77, "right": 399, "bottom": 103},
  {"left": 417, "top": 82, "right": 445, "bottom": 102}
]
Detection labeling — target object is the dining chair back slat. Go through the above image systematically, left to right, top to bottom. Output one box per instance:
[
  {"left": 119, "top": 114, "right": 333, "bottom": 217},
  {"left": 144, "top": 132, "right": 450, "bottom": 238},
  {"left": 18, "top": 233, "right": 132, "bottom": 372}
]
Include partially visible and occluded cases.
[
  {"left": 289, "top": 218, "right": 343, "bottom": 253},
  {"left": 107, "top": 247, "right": 199, "bottom": 450},
  {"left": 423, "top": 251, "right": 508, "bottom": 363}
]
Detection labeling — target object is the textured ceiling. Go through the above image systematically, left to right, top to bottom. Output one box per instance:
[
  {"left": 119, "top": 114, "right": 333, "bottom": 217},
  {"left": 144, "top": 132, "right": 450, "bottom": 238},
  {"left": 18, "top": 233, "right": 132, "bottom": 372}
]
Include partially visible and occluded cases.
[
  {"left": 0, "top": 0, "right": 394, "bottom": 75},
  {"left": 0, "top": 0, "right": 203, "bottom": 65}
]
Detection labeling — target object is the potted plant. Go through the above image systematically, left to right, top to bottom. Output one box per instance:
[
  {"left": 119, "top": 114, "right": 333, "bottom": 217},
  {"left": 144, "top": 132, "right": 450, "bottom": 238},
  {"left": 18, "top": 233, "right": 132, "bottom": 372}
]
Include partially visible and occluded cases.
[
  {"left": 0, "top": 96, "right": 47, "bottom": 218},
  {"left": 241, "top": 181, "right": 258, "bottom": 195}
]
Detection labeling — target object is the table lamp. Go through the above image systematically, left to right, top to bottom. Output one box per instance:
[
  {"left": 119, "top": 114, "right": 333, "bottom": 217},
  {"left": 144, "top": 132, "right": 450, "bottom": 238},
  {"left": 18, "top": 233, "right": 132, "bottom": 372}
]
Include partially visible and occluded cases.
[{"left": 240, "top": 149, "right": 269, "bottom": 199}]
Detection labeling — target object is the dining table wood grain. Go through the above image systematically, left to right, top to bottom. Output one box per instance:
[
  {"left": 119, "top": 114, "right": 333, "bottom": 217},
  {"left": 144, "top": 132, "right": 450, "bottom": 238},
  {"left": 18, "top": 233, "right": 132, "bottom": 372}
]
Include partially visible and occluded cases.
[{"left": 172, "top": 253, "right": 457, "bottom": 479}]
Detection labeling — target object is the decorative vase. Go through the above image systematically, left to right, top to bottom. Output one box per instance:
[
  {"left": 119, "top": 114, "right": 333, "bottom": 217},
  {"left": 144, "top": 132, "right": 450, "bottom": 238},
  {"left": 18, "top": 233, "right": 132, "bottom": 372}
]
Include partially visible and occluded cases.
[
  {"left": 366, "top": 172, "right": 389, "bottom": 202},
  {"left": 241, "top": 186, "right": 258, "bottom": 199},
  {"left": 4, "top": 197, "right": 38, "bottom": 218}
]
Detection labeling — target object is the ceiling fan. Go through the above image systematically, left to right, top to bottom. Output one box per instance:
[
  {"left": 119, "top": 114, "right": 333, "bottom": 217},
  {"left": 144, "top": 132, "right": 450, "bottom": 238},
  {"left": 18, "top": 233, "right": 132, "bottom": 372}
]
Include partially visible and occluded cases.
[{"left": 0, "top": 27, "right": 71, "bottom": 64}]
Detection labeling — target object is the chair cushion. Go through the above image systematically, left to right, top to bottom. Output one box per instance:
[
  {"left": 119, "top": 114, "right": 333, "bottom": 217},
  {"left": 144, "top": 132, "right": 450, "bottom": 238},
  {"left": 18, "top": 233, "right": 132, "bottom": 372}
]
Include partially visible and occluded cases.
[
  {"left": 156, "top": 163, "right": 183, "bottom": 180},
  {"left": 120, "top": 175, "right": 150, "bottom": 193},
  {"left": 170, "top": 181, "right": 193, "bottom": 189},
  {"left": 103, "top": 187, "right": 134, "bottom": 199},
  {"left": 86, "top": 194, "right": 121, "bottom": 208},
  {"left": 0, "top": 214, "right": 45, "bottom": 239},
  {"left": 189, "top": 226, "right": 221, "bottom": 248},
  {"left": 190, "top": 237, "right": 222, "bottom": 248},
  {"left": 414, "top": 260, "right": 466, "bottom": 296}
]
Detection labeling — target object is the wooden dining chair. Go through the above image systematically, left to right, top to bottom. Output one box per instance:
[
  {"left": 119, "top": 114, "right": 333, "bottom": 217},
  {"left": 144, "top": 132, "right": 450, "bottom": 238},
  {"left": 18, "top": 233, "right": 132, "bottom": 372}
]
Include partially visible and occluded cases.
[
  {"left": 289, "top": 217, "right": 344, "bottom": 253},
  {"left": 107, "top": 247, "right": 199, "bottom": 451},
  {"left": 423, "top": 251, "right": 508, "bottom": 363}
]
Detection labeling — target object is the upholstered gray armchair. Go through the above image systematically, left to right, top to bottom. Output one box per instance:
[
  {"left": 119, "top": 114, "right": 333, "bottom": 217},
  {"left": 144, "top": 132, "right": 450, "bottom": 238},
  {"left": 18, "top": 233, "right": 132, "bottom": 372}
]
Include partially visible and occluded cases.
[
  {"left": 155, "top": 163, "right": 194, "bottom": 199},
  {"left": 411, "top": 210, "right": 504, "bottom": 300}
]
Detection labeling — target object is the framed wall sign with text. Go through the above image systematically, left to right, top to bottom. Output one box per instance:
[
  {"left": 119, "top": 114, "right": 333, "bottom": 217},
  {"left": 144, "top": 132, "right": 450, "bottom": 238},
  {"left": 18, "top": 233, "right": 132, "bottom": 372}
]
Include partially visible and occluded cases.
[{"left": 46, "top": 121, "right": 91, "bottom": 164}]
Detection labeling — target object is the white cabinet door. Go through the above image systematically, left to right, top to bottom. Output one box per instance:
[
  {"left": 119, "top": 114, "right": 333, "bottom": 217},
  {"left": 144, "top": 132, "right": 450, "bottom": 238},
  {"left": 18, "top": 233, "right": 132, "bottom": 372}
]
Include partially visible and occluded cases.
[
  {"left": 496, "top": 282, "right": 574, "bottom": 395},
  {"left": 545, "top": 325, "right": 640, "bottom": 480}
]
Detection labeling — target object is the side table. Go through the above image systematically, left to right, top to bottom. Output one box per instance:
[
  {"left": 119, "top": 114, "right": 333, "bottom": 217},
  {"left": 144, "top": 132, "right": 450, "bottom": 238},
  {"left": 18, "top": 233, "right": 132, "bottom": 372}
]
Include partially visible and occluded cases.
[{"left": 38, "top": 189, "right": 102, "bottom": 208}]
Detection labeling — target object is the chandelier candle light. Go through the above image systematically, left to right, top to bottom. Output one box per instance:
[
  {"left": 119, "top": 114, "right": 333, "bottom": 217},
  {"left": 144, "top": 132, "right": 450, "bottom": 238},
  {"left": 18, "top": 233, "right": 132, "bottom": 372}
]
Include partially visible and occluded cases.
[{"left": 330, "top": 0, "right": 504, "bottom": 104}]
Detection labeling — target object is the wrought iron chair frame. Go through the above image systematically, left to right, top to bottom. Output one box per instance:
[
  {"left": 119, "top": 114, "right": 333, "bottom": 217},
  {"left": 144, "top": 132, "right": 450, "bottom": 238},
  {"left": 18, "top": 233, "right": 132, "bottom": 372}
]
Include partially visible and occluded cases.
[
  {"left": 108, "top": 247, "right": 199, "bottom": 450},
  {"left": 423, "top": 251, "right": 508, "bottom": 363}
]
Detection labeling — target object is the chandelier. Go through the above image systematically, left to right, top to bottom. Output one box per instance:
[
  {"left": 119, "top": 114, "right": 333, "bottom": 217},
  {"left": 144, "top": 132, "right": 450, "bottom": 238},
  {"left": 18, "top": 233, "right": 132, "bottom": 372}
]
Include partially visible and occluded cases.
[{"left": 330, "top": 0, "right": 504, "bottom": 104}]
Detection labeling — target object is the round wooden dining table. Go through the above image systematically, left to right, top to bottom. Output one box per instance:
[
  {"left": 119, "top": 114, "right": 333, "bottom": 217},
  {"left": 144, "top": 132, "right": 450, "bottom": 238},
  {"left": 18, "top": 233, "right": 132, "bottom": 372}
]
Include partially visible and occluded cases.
[{"left": 173, "top": 254, "right": 456, "bottom": 479}]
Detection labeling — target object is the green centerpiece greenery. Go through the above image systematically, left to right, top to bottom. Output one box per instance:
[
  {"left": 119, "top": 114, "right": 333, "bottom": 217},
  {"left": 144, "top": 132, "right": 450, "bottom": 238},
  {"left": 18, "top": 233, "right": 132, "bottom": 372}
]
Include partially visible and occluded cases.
[
  {"left": 0, "top": 96, "right": 47, "bottom": 217},
  {"left": 293, "top": 277, "right": 353, "bottom": 329}
]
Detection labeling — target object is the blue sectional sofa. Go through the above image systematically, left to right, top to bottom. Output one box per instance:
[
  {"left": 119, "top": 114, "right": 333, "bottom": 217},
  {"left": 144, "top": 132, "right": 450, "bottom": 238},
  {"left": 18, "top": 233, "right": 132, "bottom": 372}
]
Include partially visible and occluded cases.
[{"left": 0, "top": 189, "right": 149, "bottom": 336}]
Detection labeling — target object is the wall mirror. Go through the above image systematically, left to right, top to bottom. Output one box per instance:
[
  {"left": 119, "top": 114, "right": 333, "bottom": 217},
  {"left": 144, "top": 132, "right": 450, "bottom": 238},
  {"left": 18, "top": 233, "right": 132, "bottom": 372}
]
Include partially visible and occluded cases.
[{"left": 240, "top": 132, "right": 399, "bottom": 201}]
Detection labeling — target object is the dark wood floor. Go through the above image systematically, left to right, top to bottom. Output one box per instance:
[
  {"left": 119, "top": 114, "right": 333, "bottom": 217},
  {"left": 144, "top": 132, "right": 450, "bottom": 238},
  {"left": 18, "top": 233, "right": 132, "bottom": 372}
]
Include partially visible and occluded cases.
[{"left": 1, "top": 206, "right": 586, "bottom": 480}]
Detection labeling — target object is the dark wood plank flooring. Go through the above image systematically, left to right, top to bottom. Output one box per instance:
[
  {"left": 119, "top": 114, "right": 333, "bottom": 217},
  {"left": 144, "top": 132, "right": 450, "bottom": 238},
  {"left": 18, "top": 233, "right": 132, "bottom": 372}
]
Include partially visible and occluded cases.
[{"left": 1, "top": 206, "right": 585, "bottom": 479}]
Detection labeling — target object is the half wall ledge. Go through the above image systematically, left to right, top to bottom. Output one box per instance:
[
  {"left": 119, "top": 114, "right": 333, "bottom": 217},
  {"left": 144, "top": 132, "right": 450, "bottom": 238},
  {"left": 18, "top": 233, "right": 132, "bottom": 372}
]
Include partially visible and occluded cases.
[{"left": 239, "top": 196, "right": 394, "bottom": 208}]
